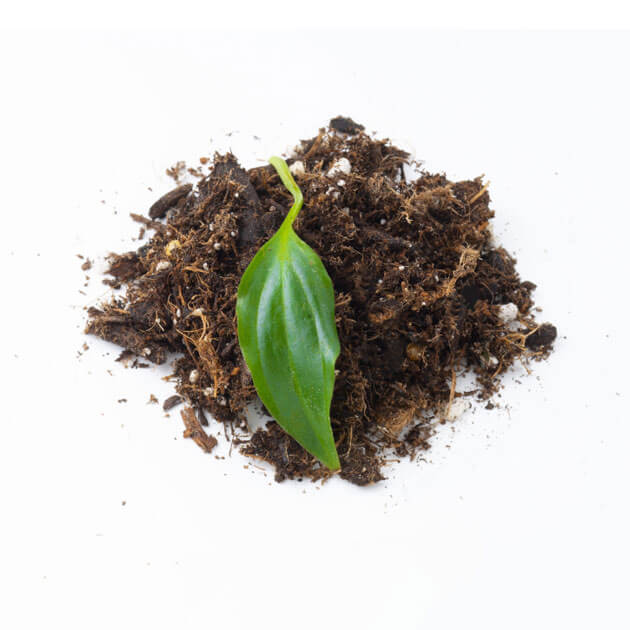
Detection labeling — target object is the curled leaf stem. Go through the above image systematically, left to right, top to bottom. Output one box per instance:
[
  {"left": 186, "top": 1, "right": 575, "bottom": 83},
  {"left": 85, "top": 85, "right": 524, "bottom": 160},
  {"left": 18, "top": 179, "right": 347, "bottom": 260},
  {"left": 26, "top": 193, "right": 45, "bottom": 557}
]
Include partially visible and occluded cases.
[{"left": 269, "top": 156, "right": 303, "bottom": 227}]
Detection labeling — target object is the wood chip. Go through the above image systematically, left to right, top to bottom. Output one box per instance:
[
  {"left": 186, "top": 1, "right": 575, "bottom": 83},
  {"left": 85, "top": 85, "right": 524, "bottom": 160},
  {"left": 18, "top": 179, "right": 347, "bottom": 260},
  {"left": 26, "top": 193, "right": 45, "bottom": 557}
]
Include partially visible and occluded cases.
[
  {"left": 148, "top": 184, "right": 192, "bottom": 219},
  {"left": 162, "top": 395, "right": 183, "bottom": 411},
  {"left": 197, "top": 406, "right": 209, "bottom": 427},
  {"left": 181, "top": 407, "right": 217, "bottom": 453}
]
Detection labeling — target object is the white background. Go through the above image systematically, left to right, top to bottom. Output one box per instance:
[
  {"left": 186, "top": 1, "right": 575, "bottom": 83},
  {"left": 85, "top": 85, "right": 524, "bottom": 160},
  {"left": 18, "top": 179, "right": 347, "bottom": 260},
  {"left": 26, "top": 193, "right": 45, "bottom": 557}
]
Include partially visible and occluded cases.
[{"left": 1, "top": 29, "right": 629, "bottom": 629}]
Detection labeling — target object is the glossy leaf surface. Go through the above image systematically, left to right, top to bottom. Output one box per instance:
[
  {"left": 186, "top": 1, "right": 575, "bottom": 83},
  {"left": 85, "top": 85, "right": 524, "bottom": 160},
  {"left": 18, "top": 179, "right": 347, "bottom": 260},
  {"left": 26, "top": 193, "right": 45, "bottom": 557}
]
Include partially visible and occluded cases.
[{"left": 236, "top": 157, "right": 340, "bottom": 470}]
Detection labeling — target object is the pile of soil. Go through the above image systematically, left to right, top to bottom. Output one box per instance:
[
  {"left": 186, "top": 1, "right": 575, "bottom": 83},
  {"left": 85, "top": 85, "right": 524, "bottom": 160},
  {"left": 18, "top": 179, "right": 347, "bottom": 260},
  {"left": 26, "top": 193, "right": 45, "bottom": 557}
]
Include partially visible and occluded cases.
[{"left": 86, "top": 117, "right": 556, "bottom": 485}]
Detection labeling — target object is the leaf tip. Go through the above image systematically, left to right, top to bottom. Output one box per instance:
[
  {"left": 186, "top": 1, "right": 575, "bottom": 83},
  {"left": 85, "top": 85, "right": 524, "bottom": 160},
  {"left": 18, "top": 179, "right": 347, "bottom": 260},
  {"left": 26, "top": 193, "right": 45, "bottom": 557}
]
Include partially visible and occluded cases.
[{"left": 320, "top": 448, "right": 341, "bottom": 472}]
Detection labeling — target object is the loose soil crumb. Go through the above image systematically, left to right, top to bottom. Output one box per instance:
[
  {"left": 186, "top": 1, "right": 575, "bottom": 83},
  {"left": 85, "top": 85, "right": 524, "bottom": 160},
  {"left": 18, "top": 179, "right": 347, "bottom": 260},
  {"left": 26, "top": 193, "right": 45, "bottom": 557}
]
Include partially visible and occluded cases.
[{"left": 85, "top": 117, "right": 557, "bottom": 485}]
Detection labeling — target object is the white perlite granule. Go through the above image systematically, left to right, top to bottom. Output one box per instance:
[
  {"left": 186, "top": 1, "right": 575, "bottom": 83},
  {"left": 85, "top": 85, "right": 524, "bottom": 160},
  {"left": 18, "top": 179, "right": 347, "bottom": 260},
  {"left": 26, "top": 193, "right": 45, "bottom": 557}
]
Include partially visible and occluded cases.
[
  {"left": 327, "top": 157, "right": 351, "bottom": 177},
  {"left": 289, "top": 161, "right": 305, "bottom": 176},
  {"left": 155, "top": 260, "right": 172, "bottom": 272},
  {"left": 498, "top": 302, "right": 519, "bottom": 323},
  {"left": 446, "top": 399, "right": 471, "bottom": 422}
]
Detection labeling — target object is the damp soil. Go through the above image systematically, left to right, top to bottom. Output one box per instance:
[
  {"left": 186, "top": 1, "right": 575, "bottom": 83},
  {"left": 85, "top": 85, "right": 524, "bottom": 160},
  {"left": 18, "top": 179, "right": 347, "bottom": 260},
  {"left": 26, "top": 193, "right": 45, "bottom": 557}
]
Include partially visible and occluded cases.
[{"left": 85, "top": 117, "right": 557, "bottom": 485}]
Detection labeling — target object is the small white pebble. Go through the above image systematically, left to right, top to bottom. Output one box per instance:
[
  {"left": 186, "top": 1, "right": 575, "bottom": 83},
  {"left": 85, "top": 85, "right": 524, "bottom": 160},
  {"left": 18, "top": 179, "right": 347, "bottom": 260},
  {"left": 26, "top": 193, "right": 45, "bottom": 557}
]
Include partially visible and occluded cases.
[
  {"left": 327, "top": 157, "right": 351, "bottom": 177},
  {"left": 289, "top": 160, "right": 305, "bottom": 176},
  {"left": 337, "top": 179, "right": 345, "bottom": 187},
  {"left": 325, "top": 187, "right": 340, "bottom": 199},
  {"left": 234, "top": 192, "right": 239, "bottom": 198},
  {"left": 341, "top": 207, "right": 350, "bottom": 216},
  {"left": 380, "top": 218, "right": 387, "bottom": 225},
  {"left": 208, "top": 223, "right": 214, "bottom": 231},
  {"left": 230, "top": 231, "right": 236, "bottom": 238},
  {"left": 213, "top": 242, "right": 222, "bottom": 251},
  {"left": 155, "top": 260, "right": 171, "bottom": 272},
  {"left": 202, "top": 262, "right": 209, "bottom": 271},
  {"left": 398, "top": 265, "right": 405, "bottom": 271},
  {"left": 434, "top": 274, "right": 439, "bottom": 281},
  {"left": 377, "top": 279, "right": 383, "bottom": 284},
  {"left": 498, "top": 302, "right": 519, "bottom": 323},
  {"left": 176, "top": 308, "right": 181, "bottom": 318},
  {"left": 142, "top": 347, "right": 151, "bottom": 357},
  {"left": 488, "top": 355, "right": 499, "bottom": 368},
  {"left": 189, "top": 369, "right": 200, "bottom": 384},
  {"left": 204, "top": 387, "right": 214, "bottom": 397},
  {"left": 446, "top": 399, "right": 471, "bottom": 422}
]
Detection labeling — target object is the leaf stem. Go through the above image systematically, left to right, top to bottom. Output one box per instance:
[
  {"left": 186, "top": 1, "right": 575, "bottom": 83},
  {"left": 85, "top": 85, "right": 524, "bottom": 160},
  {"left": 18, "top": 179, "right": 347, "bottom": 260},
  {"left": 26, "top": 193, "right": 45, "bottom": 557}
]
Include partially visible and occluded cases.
[{"left": 269, "top": 156, "right": 303, "bottom": 227}]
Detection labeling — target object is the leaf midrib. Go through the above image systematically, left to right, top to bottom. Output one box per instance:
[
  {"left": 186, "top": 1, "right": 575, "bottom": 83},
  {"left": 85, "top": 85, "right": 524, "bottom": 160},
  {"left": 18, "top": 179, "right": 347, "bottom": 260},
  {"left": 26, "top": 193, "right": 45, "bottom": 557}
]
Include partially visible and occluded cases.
[{"left": 279, "top": 234, "right": 332, "bottom": 450}]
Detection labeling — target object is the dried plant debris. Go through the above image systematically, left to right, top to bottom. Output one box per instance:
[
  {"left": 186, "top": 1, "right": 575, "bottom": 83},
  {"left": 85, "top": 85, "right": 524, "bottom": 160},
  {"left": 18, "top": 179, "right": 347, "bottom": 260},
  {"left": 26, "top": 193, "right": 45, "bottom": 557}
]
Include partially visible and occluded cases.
[
  {"left": 85, "top": 117, "right": 556, "bottom": 485},
  {"left": 163, "top": 395, "right": 183, "bottom": 411},
  {"left": 180, "top": 407, "right": 217, "bottom": 453}
]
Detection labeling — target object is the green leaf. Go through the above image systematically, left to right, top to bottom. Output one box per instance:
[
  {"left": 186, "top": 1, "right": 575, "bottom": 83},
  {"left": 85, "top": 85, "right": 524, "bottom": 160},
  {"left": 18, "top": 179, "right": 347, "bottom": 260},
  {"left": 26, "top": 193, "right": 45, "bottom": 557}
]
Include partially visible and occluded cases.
[{"left": 236, "top": 156, "right": 341, "bottom": 471}]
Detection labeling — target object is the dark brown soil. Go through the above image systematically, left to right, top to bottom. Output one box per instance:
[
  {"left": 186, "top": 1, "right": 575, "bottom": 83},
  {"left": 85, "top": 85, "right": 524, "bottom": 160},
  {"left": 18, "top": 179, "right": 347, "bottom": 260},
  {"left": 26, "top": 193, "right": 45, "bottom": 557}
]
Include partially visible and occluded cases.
[{"left": 85, "top": 117, "right": 556, "bottom": 485}]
